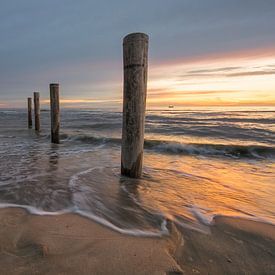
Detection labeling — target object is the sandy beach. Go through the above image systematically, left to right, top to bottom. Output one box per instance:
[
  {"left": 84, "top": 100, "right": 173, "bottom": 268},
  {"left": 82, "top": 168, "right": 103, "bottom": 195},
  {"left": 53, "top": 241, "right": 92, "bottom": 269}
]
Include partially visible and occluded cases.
[
  {"left": 1, "top": 0, "right": 275, "bottom": 274},
  {"left": 0, "top": 207, "right": 274, "bottom": 274}
]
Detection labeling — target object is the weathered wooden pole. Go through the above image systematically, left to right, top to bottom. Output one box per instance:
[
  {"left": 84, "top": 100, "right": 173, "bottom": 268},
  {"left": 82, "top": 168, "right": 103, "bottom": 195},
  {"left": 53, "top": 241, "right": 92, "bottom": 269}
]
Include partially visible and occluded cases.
[
  {"left": 121, "top": 33, "right": 149, "bottom": 178},
  {"left": 50, "top": 83, "right": 60, "bottom": 144},
  {"left": 33, "top": 92, "right": 40, "bottom": 131},
  {"left": 27, "top": 97, "right": 32, "bottom": 129}
]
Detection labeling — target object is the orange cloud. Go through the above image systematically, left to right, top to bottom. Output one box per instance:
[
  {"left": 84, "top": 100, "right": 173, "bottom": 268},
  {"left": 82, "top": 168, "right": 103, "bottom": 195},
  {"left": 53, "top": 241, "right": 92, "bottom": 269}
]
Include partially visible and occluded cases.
[{"left": 147, "top": 48, "right": 275, "bottom": 107}]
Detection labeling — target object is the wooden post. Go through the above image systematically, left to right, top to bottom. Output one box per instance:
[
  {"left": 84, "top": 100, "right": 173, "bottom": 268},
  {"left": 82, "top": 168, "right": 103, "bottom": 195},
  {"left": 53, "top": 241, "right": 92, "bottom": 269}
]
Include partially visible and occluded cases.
[
  {"left": 121, "top": 33, "right": 149, "bottom": 178},
  {"left": 50, "top": 83, "right": 60, "bottom": 144},
  {"left": 33, "top": 92, "right": 40, "bottom": 131},
  {"left": 27, "top": 97, "right": 32, "bottom": 129}
]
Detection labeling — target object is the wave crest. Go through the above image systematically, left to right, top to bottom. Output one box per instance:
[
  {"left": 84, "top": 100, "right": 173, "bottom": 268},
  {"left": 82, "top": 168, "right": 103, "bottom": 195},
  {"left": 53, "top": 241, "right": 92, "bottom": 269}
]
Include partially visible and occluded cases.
[
  {"left": 64, "top": 133, "right": 275, "bottom": 159},
  {"left": 147, "top": 140, "right": 275, "bottom": 159}
]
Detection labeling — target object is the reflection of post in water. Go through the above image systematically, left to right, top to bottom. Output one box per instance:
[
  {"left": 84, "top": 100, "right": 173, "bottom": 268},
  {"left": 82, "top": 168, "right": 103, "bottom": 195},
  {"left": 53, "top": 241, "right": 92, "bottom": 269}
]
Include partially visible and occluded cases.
[
  {"left": 27, "top": 97, "right": 32, "bottom": 129},
  {"left": 26, "top": 145, "right": 40, "bottom": 165},
  {"left": 45, "top": 148, "right": 60, "bottom": 191},
  {"left": 47, "top": 148, "right": 72, "bottom": 209},
  {"left": 48, "top": 148, "right": 59, "bottom": 172},
  {"left": 118, "top": 175, "right": 164, "bottom": 230},
  {"left": 118, "top": 176, "right": 162, "bottom": 230},
  {"left": 117, "top": 177, "right": 142, "bottom": 225},
  {"left": 119, "top": 177, "right": 140, "bottom": 207}
]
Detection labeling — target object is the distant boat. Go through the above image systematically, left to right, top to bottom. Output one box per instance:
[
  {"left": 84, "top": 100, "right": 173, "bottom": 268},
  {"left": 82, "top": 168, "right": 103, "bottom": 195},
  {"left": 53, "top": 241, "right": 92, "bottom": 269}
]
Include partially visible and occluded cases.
[{"left": 168, "top": 105, "right": 174, "bottom": 108}]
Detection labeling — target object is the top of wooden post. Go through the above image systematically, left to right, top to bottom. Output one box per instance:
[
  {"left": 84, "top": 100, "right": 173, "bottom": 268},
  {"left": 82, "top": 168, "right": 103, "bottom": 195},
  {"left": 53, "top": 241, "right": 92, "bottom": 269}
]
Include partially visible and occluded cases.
[
  {"left": 123, "top": 33, "right": 149, "bottom": 44},
  {"left": 50, "top": 83, "right": 59, "bottom": 87}
]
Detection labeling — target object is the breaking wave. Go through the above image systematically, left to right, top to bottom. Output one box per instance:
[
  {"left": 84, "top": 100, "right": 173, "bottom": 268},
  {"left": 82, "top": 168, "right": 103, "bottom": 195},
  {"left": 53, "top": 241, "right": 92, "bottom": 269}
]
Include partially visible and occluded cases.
[
  {"left": 64, "top": 134, "right": 275, "bottom": 159},
  {"left": 145, "top": 140, "right": 275, "bottom": 159}
]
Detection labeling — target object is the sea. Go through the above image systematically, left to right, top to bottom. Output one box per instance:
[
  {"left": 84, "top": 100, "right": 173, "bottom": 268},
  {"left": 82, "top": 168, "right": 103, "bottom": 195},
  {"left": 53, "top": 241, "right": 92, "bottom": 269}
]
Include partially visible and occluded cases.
[{"left": 0, "top": 107, "right": 274, "bottom": 236}]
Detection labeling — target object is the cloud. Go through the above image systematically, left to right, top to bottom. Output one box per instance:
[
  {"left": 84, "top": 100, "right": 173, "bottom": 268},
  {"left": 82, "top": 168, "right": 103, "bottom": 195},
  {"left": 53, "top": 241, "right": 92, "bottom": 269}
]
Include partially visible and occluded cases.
[
  {"left": 177, "top": 65, "right": 275, "bottom": 79},
  {"left": 187, "top": 66, "right": 241, "bottom": 74},
  {"left": 226, "top": 70, "right": 275, "bottom": 77},
  {"left": 148, "top": 89, "right": 239, "bottom": 98}
]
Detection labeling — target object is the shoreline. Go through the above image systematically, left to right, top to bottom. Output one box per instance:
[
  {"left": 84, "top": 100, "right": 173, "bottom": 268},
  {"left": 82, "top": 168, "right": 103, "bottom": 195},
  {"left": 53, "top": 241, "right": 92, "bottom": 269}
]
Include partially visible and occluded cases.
[
  {"left": 2, "top": 202, "right": 275, "bottom": 237},
  {"left": 0, "top": 207, "right": 274, "bottom": 274}
]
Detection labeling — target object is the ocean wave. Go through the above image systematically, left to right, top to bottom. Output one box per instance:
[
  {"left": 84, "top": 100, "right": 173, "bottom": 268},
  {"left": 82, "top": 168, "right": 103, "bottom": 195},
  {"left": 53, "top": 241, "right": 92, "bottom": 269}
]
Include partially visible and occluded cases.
[
  {"left": 0, "top": 110, "right": 18, "bottom": 114},
  {"left": 146, "top": 114, "right": 275, "bottom": 125},
  {"left": 66, "top": 122, "right": 122, "bottom": 131},
  {"left": 63, "top": 133, "right": 275, "bottom": 159},
  {"left": 0, "top": 134, "right": 16, "bottom": 138},
  {"left": 64, "top": 134, "right": 121, "bottom": 145},
  {"left": 146, "top": 140, "right": 275, "bottom": 159}
]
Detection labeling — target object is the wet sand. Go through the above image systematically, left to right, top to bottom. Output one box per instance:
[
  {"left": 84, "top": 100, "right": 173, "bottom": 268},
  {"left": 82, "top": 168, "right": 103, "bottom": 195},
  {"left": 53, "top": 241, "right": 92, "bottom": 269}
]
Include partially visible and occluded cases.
[
  {"left": 0, "top": 208, "right": 274, "bottom": 274},
  {"left": 176, "top": 216, "right": 275, "bottom": 274}
]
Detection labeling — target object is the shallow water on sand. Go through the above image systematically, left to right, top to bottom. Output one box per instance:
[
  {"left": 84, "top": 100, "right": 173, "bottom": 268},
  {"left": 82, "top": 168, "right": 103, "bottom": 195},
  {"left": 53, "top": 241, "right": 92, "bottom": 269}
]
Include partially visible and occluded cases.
[{"left": 0, "top": 107, "right": 274, "bottom": 235}]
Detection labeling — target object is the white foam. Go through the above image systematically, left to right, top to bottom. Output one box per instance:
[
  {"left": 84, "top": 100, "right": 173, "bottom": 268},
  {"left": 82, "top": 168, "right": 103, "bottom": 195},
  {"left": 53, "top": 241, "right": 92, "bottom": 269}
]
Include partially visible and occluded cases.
[
  {"left": 0, "top": 135, "right": 16, "bottom": 139},
  {"left": 69, "top": 166, "right": 104, "bottom": 189},
  {"left": 68, "top": 167, "right": 169, "bottom": 237},
  {"left": 0, "top": 202, "right": 168, "bottom": 237},
  {"left": 0, "top": 203, "right": 73, "bottom": 216},
  {"left": 189, "top": 205, "right": 213, "bottom": 226},
  {"left": 75, "top": 209, "right": 168, "bottom": 237},
  {"left": 173, "top": 218, "right": 211, "bottom": 234}
]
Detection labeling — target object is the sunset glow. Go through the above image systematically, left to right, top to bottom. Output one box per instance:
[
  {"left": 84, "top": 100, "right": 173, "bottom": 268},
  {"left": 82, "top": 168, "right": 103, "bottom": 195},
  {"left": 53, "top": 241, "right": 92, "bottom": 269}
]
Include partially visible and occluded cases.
[
  {"left": 1, "top": 1, "right": 274, "bottom": 109},
  {"left": 8, "top": 48, "right": 270, "bottom": 109},
  {"left": 146, "top": 48, "right": 275, "bottom": 107}
]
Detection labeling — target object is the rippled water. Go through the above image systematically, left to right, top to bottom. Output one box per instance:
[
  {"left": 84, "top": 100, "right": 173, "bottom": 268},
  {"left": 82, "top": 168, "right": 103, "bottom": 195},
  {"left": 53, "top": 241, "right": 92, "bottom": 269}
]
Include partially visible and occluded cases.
[{"left": 0, "top": 107, "right": 274, "bottom": 235}]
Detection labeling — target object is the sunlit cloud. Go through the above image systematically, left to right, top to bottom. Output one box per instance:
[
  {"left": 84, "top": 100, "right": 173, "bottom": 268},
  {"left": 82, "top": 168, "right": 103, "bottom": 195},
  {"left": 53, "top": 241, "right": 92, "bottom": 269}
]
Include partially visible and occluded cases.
[
  {"left": 1, "top": 46, "right": 275, "bottom": 108},
  {"left": 146, "top": 48, "right": 275, "bottom": 107},
  {"left": 187, "top": 67, "right": 241, "bottom": 74},
  {"left": 226, "top": 70, "right": 275, "bottom": 77}
]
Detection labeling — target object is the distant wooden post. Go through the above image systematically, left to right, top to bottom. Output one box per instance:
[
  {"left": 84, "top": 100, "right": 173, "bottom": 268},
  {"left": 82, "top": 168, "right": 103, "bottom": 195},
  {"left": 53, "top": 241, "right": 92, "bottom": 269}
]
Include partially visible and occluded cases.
[
  {"left": 121, "top": 33, "right": 149, "bottom": 178},
  {"left": 50, "top": 83, "right": 60, "bottom": 144},
  {"left": 33, "top": 92, "right": 40, "bottom": 131},
  {"left": 27, "top": 97, "right": 32, "bottom": 129}
]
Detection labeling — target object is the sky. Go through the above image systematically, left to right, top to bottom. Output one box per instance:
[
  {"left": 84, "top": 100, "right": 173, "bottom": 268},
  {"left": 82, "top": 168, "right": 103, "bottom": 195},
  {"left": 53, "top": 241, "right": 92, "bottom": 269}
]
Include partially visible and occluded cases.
[{"left": 0, "top": 0, "right": 275, "bottom": 108}]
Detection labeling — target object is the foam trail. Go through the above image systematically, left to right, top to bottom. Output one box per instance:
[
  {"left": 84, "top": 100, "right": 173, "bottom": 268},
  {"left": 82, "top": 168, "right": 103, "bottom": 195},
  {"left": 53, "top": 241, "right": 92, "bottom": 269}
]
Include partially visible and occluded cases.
[
  {"left": 69, "top": 167, "right": 169, "bottom": 237},
  {"left": 69, "top": 167, "right": 216, "bottom": 236},
  {"left": 0, "top": 203, "right": 73, "bottom": 216},
  {"left": 0, "top": 203, "right": 169, "bottom": 237},
  {"left": 190, "top": 205, "right": 213, "bottom": 226},
  {"left": 75, "top": 209, "right": 169, "bottom": 237},
  {"left": 173, "top": 218, "right": 211, "bottom": 234}
]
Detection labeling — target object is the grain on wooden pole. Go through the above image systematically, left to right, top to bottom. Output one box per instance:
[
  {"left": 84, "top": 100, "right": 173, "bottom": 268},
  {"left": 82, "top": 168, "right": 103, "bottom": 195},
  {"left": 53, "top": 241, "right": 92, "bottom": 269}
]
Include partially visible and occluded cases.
[
  {"left": 121, "top": 33, "right": 149, "bottom": 178},
  {"left": 50, "top": 83, "right": 60, "bottom": 144},
  {"left": 33, "top": 92, "right": 40, "bottom": 132},
  {"left": 27, "top": 97, "right": 32, "bottom": 129}
]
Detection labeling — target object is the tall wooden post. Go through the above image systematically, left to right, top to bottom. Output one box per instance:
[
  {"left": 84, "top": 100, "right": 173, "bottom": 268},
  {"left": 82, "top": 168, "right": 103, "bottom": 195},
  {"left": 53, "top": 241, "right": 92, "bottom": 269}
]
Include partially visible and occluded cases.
[
  {"left": 121, "top": 33, "right": 149, "bottom": 178},
  {"left": 50, "top": 83, "right": 60, "bottom": 144},
  {"left": 33, "top": 92, "right": 40, "bottom": 131},
  {"left": 27, "top": 97, "right": 32, "bottom": 129}
]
